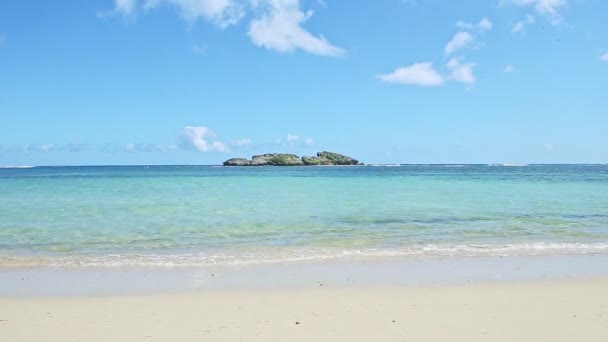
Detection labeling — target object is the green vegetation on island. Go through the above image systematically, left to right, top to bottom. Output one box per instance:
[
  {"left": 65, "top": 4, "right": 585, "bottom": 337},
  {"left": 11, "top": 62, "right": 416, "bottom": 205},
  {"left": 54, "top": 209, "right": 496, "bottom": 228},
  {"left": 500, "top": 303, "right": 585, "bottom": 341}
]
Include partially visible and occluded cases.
[{"left": 223, "top": 151, "right": 361, "bottom": 166}]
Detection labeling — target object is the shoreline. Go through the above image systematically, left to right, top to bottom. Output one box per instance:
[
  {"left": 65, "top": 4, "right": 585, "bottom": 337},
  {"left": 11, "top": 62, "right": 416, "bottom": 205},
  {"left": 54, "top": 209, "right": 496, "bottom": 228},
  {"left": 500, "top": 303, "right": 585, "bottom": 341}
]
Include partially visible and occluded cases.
[
  {"left": 2, "top": 254, "right": 608, "bottom": 297},
  {"left": 2, "top": 255, "right": 607, "bottom": 341}
]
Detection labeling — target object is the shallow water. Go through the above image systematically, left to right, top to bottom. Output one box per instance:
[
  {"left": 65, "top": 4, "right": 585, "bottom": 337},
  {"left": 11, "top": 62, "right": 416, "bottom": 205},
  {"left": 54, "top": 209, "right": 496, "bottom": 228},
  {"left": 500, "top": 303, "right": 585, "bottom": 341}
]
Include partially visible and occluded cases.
[{"left": 1, "top": 164, "right": 607, "bottom": 267}]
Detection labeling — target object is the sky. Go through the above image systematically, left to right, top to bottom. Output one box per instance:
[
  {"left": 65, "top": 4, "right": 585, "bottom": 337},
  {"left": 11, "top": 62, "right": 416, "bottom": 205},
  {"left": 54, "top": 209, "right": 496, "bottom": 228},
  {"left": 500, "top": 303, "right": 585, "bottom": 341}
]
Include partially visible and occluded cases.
[{"left": 0, "top": 0, "right": 607, "bottom": 165}]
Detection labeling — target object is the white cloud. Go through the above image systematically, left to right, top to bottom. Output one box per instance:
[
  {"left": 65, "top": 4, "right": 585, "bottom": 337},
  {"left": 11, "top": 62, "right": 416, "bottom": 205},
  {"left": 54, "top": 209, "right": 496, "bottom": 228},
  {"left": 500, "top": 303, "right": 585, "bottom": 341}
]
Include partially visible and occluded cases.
[
  {"left": 106, "top": 0, "right": 342, "bottom": 57},
  {"left": 114, "top": 0, "right": 138, "bottom": 14},
  {"left": 143, "top": 0, "right": 244, "bottom": 28},
  {"left": 248, "top": 0, "right": 345, "bottom": 57},
  {"left": 503, "top": 0, "right": 567, "bottom": 24},
  {"left": 534, "top": 0, "right": 567, "bottom": 19},
  {"left": 512, "top": 14, "right": 535, "bottom": 33},
  {"left": 381, "top": 17, "right": 491, "bottom": 88},
  {"left": 456, "top": 18, "right": 493, "bottom": 31},
  {"left": 479, "top": 18, "right": 493, "bottom": 31},
  {"left": 512, "top": 22, "right": 524, "bottom": 33},
  {"left": 445, "top": 31, "right": 473, "bottom": 56},
  {"left": 191, "top": 44, "right": 207, "bottom": 54},
  {"left": 600, "top": 53, "right": 608, "bottom": 62},
  {"left": 447, "top": 58, "right": 476, "bottom": 84},
  {"left": 379, "top": 59, "right": 477, "bottom": 87},
  {"left": 378, "top": 62, "right": 445, "bottom": 87},
  {"left": 504, "top": 64, "right": 515, "bottom": 73},
  {"left": 181, "top": 126, "right": 230, "bottom": 152},
  {"left": 286, "top": 133, "right": 299, "bottom": 142},
  {"left": 231, "top": 138, "right": 252, "bottom": 146},
  {"left": 304, "top": 138, "right": 314, "bottom": 146},
  {"left": 125, "top": 143, "right": 176, "bottom": 152},
  {"left": 544, "top": 143, "right": 554, "bottom": 152},
  {"left": 23, "top": 144, "right": 56, "bottom": 154}
]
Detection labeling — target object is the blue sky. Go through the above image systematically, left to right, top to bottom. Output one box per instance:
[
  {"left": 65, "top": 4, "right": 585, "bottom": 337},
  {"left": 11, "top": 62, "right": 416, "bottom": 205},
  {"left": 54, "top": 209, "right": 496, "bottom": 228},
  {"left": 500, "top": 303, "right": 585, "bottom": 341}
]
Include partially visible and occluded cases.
[{"left": 0, "top": 0, "right": 607, "bottom": 165}]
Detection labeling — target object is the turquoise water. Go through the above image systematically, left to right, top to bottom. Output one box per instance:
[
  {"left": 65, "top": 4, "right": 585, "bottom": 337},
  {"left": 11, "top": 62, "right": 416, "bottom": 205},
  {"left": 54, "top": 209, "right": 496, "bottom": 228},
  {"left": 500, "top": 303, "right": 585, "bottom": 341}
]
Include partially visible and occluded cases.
[{"left": 1, "top": 165, "right": 608, "bottom": 267}]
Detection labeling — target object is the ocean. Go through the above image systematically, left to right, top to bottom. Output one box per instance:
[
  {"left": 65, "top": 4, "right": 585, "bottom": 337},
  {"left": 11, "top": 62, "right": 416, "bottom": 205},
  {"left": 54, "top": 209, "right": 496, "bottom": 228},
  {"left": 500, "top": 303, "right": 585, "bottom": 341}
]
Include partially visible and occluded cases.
[{"left": 1, "top": 164, "right": 607, "bottom": 268}]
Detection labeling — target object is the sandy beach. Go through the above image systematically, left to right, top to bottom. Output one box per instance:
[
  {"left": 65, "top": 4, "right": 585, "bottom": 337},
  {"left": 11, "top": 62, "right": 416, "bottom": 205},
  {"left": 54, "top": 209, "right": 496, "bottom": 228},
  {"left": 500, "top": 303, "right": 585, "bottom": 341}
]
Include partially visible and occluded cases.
[{"left": 1, "top": 261, "right": 607, "bottom": 341}]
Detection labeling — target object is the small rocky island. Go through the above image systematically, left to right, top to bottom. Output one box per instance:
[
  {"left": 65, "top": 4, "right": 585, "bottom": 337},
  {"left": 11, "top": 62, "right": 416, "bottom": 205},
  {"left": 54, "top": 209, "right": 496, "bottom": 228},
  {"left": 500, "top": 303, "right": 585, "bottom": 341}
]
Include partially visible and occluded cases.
[{"left": 223, "top": 151, "right": 361, "bottom": 166}]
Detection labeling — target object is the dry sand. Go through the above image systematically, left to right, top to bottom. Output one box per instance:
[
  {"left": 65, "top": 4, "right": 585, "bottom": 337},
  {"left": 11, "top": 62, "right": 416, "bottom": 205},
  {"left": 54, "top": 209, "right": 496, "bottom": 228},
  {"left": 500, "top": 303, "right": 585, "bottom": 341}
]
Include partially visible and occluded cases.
[{"left": 1, "top": 278, "right": 607, "bottom": 342}]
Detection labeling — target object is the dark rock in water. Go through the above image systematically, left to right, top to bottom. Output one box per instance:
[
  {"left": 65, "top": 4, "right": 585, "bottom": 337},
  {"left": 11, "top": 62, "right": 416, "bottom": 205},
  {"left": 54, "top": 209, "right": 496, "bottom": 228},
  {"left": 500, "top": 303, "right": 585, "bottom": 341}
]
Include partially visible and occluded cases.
[
  {"left": 223, "top": 151, "right": 361, "bottom": 166},
  {"left": 315, "top": 151, "right": 359, "bottom": 165},
  {"left": 251, "top": 153, "right": 304, "bottom": 166},
  {"left": 223, "top": 158, "right": 252, "bottom": 166}
]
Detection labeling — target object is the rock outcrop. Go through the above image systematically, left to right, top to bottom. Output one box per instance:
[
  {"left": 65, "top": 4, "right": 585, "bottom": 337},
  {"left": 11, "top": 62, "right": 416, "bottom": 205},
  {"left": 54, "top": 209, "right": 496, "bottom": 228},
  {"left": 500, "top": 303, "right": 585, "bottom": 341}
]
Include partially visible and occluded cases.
[{"left": 223, "top": 151, "right": 360, "bottom": 166}]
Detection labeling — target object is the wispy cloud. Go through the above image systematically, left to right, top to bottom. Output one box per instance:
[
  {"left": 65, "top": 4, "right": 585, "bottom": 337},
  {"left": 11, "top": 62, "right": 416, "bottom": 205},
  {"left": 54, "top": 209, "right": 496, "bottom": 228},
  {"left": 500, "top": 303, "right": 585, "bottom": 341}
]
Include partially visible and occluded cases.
[
  {"left": 115, "top": 0, "right": 137, "bottom": 14},
  {"left": 142, "top": 0, "right": 245, "bottom": 28},
  {"left": 248, "top": 0, "right": 345, "bottom": 57},
  {"left": 502, "top": 0, "right": 567, "bottom": 24},
  {"left": 512, "top": 14, "right": 535, "bottom": 33},
  {"left": 446, "top": 18, "right": 492, "bottom": 56},
  {"left": 456, "top": 18, "right": 493, "bottom": 32},
  {"left": 445, "top": 32, "right": 473, "bottom": 56},
  {"left": 0, "top": 34, "right": 6, "bottom": 46},
  {"left": 190, "top": 44, "right": 208, "bottom": 55},
  {"left": 600, "top": 53, "right": 608, "bottom": 62},
  {"left": 378, "top": 62, "right": 445, "bottom": 87},
  {"left": 504, "top": 64, "right": 515, "bottom": 73},
  {"left": 180, "top": 126, "right": 230, "bottom": 152},
  {"left": 274, "top": 133, "right": 315, "bottom": 147},
  {"left": 230, "top": 138, "right": 252, "bottom": 146},
  {"left": 125, "top": 143, "right": 177, "bottom": 152},
  {"left": 23, "top": 144, "right": 56, "bottom": 154}
]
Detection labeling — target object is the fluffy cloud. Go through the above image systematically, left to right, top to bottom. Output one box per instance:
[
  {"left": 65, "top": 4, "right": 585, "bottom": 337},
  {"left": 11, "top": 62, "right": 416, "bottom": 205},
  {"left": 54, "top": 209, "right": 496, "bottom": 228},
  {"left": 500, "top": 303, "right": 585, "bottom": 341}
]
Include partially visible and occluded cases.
[
  {"left": 108, "top": 0, "right": 343, "bottom": 57},
  {"left": 248, "top": 0, "right": 345, "bottom": 57},
  {"left": 380, "top": 16, "right": 492, "bottom": 88},
  {"left": 478, "top": 18, "right": 493, "bottom": 31},
  {"left": 445, "top": 32, "right": 473, "bottom": 56},
  {"left": 600, "top": 53, "right": 608, "bottom": 62},
  {"left": 447, "top": 58, "right": 475, "bottom": 84},
  {"left": 379, "top": 59, "right": 477, "bottom": 87},
  {"left": 378, "top": 62, "right": 445, "bottom": 87},
  {"left": 181, "top": 126, "right": 230, "bottom": 152},
  {"left": 286, "top": 133, "right": 299, "bottom": 142},
  {"left": 304, "top": 138, "right": 314, "bottom": 146}
]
